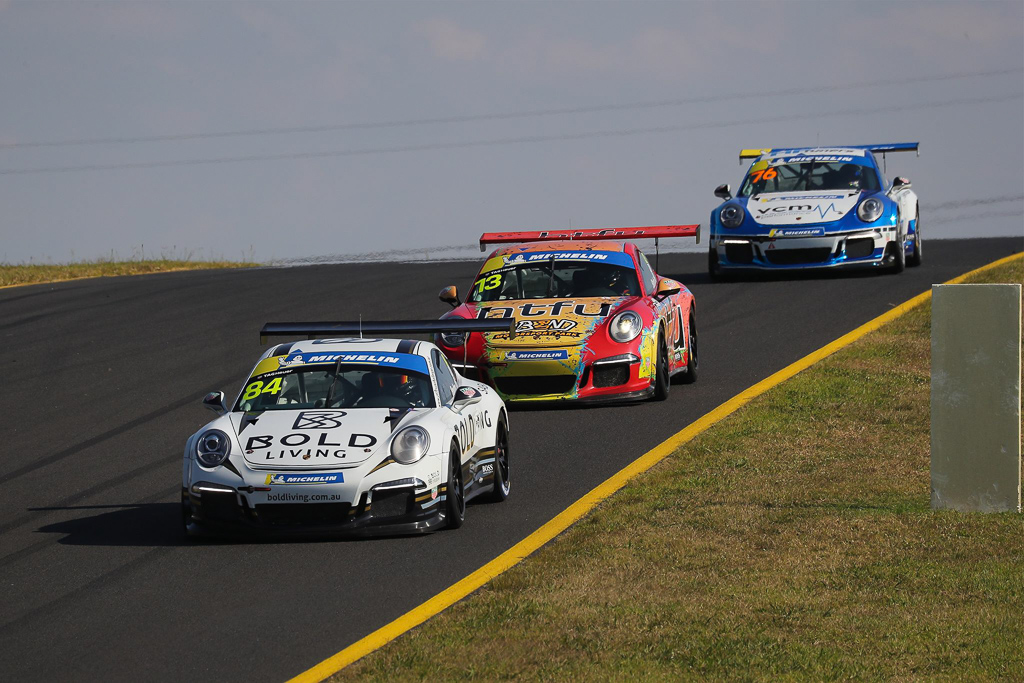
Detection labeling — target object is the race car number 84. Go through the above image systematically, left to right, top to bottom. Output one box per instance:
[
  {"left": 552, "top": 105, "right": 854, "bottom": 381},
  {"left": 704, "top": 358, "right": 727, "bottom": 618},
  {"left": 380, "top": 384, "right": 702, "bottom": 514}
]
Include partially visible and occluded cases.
[{"left": 242, "top": 377, "right": 283, "bottom": 401}]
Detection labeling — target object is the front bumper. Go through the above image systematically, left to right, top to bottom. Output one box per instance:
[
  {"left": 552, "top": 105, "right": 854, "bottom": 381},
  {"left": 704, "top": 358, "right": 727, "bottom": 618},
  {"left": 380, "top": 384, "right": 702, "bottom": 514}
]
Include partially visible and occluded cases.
[
  {"left": 712, "top": 228, "right": 896, "bottom": 270},
  {"left": 454, "top": 351, "right": 655, "bottom": 404},
  {"left": 183, "top": 460, "right": 447, "bottom": 538}
]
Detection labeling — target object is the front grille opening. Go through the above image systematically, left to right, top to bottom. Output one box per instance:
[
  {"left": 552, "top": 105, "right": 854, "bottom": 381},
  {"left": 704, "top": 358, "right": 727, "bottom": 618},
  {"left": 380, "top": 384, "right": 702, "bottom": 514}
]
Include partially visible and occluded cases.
[
  {"left": 845, "top": 237, "right": 874, "bottom": 259},
  {"left": 724, "top": 242, "right": 754, "bottom": 264},
  {"left": 764, "top": 247, "right": 832, "bottom": 265},
  {"left": 592, "top": 364, "right": 630, "bottom": 388},
  {"left": 494, "top": 375, "right": 577, "bottom": 396},
  {"left": 371, "top": 489, "right": 413, "bottom": 519},
  {"left": 254, "top": 503, "right": 353, "bottom": 526}
]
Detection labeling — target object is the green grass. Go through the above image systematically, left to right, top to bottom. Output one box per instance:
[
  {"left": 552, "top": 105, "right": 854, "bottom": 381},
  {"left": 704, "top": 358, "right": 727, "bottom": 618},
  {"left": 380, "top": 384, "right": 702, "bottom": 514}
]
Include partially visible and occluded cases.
[
  {"left": 0, "top": 250, "right": 258, "bottom": 287},
  {"left": 333, "top": 257, "right": 1024, "bottom": 682}
]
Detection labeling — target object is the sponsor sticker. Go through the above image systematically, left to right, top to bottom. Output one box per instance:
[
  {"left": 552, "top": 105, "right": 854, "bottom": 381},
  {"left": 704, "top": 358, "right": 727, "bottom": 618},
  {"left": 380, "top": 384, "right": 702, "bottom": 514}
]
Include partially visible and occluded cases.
[
  {"left": 770, "top": 147, "right": 866, "bottom": 157},
  {"left": 777, "top": 155, "right": 855, "bottom": 164},
  {"left": 762, "top": 194, "right": 848, "bottom": 202},
  {"left": 768, "top": 228, "right": 826, "bottom": 237},
  {"left": 485, "top": 250, "right": 635, "bottom": 272},
  {"left": 505, "top": 350, "right": 570, "bottom": 361},
  {"left": 258, "top": 352, "right": 428, "bottom": 376},
  {"left": 292, "top": 411, "right": 346, "bottom": 430},
  {"left": 265, "top": 472, "right": 344, "bottom": 485}
]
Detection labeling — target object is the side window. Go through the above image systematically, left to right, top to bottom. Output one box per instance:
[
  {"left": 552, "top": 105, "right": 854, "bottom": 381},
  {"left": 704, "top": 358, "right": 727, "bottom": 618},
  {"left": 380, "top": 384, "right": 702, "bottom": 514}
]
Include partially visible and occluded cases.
[
  {"left": 636, "top": 250, "right": 658, "bottom": 295},
  {"left": 432, "top": 349, "right": 457, "bottom": 404}
]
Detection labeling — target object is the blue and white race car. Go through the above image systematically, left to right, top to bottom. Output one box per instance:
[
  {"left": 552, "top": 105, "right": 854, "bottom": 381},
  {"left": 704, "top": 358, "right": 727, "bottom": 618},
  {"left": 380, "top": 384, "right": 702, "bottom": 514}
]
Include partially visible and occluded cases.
[{"left": 708, "top": 143, "right": 921, "bottom": 275}]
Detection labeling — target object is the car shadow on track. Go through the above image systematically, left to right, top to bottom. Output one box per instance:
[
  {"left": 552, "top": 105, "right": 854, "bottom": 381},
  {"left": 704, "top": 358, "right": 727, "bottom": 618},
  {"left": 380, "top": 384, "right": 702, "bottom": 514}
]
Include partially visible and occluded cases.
[
  {"left": 665, "top": 265, "right": 896, "bottom": 286},
  {"left": 29, "top": 503, "right": 442, "bottom": 547},
  {"left": 31, "top": 503, "right": 191, "bottom": 547}
]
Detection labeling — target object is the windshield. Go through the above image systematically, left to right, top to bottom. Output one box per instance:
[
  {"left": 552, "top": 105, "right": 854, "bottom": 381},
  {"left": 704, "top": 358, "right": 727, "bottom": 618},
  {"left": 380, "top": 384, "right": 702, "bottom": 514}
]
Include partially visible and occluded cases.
[
  {"left": 739, "top": 161, "right": 880, "bottom": 197},
  {"left": 470, "top": 257, "right": 640, "bottom": 302},
  {"left": 235, "top": 364, "right": 435, "bottom": 411}
]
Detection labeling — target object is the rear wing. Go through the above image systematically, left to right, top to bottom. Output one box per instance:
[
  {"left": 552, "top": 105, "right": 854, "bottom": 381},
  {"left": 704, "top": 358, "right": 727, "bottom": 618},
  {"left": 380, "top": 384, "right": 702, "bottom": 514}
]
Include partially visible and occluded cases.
[
  {"left": 739, "top": 142, "right": 919, "bottom": 163},
  {"left": 479, "top": 224, "right": 700, "bottom": 252},
  {"left": 260, "top": 319, "right": 515, "bottom": 344}
]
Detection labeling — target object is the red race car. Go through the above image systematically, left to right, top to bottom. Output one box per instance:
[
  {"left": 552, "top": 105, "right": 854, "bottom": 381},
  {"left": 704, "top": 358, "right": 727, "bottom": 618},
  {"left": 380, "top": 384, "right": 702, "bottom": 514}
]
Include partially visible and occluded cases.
[{"left": 436, "top": 226, "right": 700, "bottom": 404}]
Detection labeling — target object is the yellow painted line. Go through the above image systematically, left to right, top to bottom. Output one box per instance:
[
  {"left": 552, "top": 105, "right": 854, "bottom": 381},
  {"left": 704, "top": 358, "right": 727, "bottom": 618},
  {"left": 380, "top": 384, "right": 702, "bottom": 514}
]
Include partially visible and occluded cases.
[{"left": 288, "top": 251, "right": 1023, "bottom": 683}]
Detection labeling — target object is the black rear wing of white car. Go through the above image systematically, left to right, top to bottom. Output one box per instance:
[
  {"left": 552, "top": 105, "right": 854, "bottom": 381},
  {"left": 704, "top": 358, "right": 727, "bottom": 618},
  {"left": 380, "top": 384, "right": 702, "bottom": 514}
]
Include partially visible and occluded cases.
[{"left": 259, "top": 319, "right": 515, "bottom": 344}]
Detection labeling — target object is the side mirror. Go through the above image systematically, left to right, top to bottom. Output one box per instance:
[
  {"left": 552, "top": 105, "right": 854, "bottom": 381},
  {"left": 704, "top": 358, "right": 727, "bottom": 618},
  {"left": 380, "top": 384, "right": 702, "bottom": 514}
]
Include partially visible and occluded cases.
[
  {"left": 892, "top": 176, "right": 911, "bottom": 189},
  {"left": 714, "top": 183, "right": 732, "bottom": 200},
  {"left": 655, "top": 278, "right": 681, "bottom": 299},
  {"left": 439, "top": 285, "right": 460, "bottom": 309},
  {"left": 452, "top": 385, "right": 482, "bottom": 409},
  {"left": 203, "top": 391, "right": 228, "bottom": 415}
]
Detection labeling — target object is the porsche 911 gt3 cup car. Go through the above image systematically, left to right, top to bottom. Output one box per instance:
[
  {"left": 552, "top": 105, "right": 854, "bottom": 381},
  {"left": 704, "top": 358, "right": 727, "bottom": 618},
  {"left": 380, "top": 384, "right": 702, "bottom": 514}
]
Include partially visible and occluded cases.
[
  {"left": 708, "top": 143, "right": 921, "bottom": 275},
  {"left": 436, "top": 226, "right": 700, "bottom": 404},
  {"left": 182, "top": 320, "right": 512, "bottom": 537}
]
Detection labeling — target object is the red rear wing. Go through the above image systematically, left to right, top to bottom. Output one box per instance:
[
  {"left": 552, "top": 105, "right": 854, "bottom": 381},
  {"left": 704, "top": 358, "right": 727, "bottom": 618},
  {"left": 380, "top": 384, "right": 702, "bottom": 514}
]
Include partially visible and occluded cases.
[{"left": 479, "top": 224, "right": 700, "bottom": 251}]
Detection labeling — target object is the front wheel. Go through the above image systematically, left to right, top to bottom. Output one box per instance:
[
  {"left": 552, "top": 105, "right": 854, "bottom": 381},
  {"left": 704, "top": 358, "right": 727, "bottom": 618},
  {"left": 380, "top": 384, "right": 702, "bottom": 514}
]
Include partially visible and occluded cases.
[
  {"left": 886, "top": 236, "right": 905, "bottom": 274},
  {"left": 708, "top": 247, "right": 721, "bottom": 280},
  {"left": 653, "top": 337, "right": 670, "bottom": 401},
  {"left": 487, "top": 420, "right": 510, "bottom": 503},
  {"left": 443, "top": 442, "right": 465, "bottom": 529}
]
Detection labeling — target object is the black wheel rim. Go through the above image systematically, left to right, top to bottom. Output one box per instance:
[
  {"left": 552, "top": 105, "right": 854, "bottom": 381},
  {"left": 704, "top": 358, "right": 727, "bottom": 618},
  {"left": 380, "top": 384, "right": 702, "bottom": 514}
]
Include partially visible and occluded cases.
[{"left": 496, "top": 429, "right": 509, "bottom": 492}]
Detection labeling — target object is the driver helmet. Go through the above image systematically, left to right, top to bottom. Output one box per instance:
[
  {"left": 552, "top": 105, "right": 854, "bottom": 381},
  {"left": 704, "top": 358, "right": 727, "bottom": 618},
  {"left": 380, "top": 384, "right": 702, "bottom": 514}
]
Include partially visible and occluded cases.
[{"left": 837, "top": 163, "right": 862, "bottom": 189}]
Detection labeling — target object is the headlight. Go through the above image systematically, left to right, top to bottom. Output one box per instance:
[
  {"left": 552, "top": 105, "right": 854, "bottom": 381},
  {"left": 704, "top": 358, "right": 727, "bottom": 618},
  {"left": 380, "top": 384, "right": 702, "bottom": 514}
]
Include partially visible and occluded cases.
[
  {"left": 857, "top": 197, "right": 884, "bottom": 223},
  {"left": 719, "top": 204, "right": 744, "bottom": 229},
  {"left": 609, "top": 311, "right": 643, "bottom": 343},
  {"left": 439, "top": 331, "right": 465, "bottom": 347},
  {"left": 391, "top": 426, "right": 430, "bottom": 464},
  {"left": 196, "top": 429, "right": 230, "bottom": 468}
]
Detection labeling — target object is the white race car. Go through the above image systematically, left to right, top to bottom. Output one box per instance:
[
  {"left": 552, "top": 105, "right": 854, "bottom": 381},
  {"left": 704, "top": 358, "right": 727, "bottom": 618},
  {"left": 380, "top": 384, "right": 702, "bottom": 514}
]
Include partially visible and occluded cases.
[{"left": 181, "top": 320, "right": 512, "bottom": 537}]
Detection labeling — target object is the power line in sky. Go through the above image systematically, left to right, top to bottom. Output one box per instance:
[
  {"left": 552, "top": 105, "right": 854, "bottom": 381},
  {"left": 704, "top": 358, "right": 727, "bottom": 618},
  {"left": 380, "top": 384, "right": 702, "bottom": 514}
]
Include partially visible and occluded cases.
[
  {"left": 1, "top": 67, "right": 1021, "bottom": 151},
  {"left": 0, "top": 91, "right": 1019, "bottom": 177}
]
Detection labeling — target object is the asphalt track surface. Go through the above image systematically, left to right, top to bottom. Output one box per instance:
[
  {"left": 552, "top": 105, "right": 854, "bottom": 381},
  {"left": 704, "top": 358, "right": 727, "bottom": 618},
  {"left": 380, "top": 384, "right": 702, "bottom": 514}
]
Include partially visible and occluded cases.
[{"left": 1, "top": 237, "right": 1020, "bottom": 682}]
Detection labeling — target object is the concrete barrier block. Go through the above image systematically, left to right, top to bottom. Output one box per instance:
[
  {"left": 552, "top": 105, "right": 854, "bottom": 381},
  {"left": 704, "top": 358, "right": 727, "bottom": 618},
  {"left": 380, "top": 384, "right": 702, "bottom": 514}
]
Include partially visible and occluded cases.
[{"left": 931, "top": 283, "right": 1022, "bottom": 512}]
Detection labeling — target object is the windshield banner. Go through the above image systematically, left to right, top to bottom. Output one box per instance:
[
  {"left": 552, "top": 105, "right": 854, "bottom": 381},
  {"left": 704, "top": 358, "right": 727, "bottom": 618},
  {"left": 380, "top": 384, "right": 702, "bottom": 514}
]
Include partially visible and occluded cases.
[
  {"left": 482, "top": 249, "right": 634, "bottom": 274},
  {"left": 251, "top": 351, "right": 429, "bottom": 377}
]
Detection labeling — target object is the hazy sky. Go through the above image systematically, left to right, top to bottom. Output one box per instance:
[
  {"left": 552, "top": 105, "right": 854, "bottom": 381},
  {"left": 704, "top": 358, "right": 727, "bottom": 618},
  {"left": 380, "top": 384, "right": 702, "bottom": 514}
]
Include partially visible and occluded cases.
[{"left": 1, "top": 0, "right": 1021, "bottom": 264}]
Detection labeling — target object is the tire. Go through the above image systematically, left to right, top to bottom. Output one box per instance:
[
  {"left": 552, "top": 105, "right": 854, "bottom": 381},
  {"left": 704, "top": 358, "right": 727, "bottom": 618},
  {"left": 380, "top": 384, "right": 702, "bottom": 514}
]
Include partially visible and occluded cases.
[
  {"left": 906, "top": 207, "right": 923, "bottom": 267},
  {"left": 890, "top": 239, "right": 905, "bottom": 273},
  {"left": 708, "top": 247, "right": 721, "bottom": 280},
  {"left": 680, "top": 311, "right": 698, "bottom": 384},
  {"left": 653, "top": 337, "right": 670, "bottom": 401},
  {"left": 487, "top": 420, "right": 510, "bottom": 503},
  {"left": 443, "top": 441, "right": 465, "bottom": 529},
  {"left": 181, "top": 501, "right": 192, "bottom": 536}
]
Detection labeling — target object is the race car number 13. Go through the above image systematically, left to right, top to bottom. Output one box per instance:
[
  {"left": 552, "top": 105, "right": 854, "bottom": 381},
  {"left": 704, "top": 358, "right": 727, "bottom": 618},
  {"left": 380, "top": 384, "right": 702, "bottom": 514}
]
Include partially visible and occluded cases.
[{"left": 475, "top": 274, "right": 501, "bottom": 293}]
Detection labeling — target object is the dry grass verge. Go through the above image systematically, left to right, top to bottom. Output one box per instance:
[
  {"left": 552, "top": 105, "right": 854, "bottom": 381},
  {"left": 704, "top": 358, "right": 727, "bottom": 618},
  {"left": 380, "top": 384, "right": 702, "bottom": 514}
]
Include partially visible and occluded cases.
[{"left": 0, "top": 259, "right": 258, "bottom": 288}]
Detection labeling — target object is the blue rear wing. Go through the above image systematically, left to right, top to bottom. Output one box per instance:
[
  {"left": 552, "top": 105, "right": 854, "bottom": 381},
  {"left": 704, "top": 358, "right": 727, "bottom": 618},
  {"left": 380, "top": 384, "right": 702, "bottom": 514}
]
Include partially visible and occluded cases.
[
  {"left": 857, "top": 142, "right": 919, "bottom": 154},
  {"left": 739, "top": 143, "right": 919, "bottom": 162}
]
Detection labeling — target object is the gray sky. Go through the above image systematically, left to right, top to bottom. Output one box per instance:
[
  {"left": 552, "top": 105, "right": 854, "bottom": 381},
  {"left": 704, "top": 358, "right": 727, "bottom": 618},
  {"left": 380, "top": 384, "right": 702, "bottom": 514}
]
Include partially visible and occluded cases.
[{"left": 1, "top": 0, "right": 1021, "bottom": 264}]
